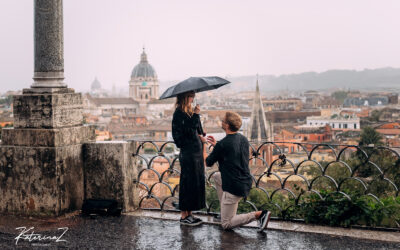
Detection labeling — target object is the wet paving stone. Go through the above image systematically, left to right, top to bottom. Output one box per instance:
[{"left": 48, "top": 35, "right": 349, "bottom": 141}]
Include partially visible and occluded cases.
[{"left": 0, "top": 215, "right": 399, "bottom": 249}]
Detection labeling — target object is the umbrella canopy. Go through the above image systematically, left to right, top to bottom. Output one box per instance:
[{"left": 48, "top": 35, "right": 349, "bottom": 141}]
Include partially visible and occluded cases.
[{"left": 159, "top": 76, "right": 230, "bottom": 99}]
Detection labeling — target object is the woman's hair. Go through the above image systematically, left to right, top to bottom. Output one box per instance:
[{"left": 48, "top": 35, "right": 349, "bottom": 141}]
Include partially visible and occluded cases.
[
  {"left": 176, "top": 91, "right": 195, "bottom": 116},
  {"left": 225, "top": 111, "right": 242, "bottom": 132}
]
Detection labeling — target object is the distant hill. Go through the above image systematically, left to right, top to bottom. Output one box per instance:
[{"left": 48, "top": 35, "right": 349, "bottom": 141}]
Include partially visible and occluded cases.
[{"left": 224, "top": 67, "right": 400, "bottom": 93}]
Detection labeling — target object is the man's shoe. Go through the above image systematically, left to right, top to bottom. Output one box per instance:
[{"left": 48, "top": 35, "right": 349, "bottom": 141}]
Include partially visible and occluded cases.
[
  {"left": 257, "top": 210, "right": 271, "bottom": 232},
  {"left": 180, "top": 215, "right": 203, "bottom": 226}
]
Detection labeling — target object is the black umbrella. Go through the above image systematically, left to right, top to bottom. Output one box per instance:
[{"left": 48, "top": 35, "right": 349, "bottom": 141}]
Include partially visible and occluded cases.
[
  {"left": 159, "top": 76, "right": 230, "bottom": 100},
  {"left": 160, "top": 76, "right": 230, "bottom": 136}
]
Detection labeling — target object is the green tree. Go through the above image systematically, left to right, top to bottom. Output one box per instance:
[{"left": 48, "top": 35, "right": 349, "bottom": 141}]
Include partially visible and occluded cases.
[
  {"left": 331, "top": 91, "right": 348, "bottom": 104},
  {"left": 0, "top": 96, "right": 13, "bottom": 106},
  {"left": 369, "top": 110, "right": 382, "bottom": 122},
  {"left": 359, "top": 126, "right": 383, "bottom": 147}
]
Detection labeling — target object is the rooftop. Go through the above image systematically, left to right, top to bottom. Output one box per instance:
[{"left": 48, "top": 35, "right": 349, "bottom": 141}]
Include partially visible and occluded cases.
[
  {"left": 87, "top": 95, "right": 139, "bottom": 106},
  {"left": 307, "top": 115, "right": 360, "bottom": 121}
]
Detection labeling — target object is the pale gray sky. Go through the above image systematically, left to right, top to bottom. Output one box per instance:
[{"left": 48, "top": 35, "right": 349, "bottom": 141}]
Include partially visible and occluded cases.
[{"left": 1, "top": 0, "right": 400, "bottom": 93}]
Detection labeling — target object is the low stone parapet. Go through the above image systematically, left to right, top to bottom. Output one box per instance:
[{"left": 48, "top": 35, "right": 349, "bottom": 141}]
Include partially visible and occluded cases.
[{"left": 83, "top": 141, "right": 139, "bottom": 212}]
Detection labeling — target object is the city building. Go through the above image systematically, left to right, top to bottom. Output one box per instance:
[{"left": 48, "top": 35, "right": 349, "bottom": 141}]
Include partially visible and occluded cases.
[
  {"left": 129, "top": 48, "right": 159, "bottom": 103},
  {"left": 89, "top": 77, "right": 109, "bottom": 97},
  {"left": 246, "top": 80, "right": 273, "bottom": 142},
  {"left": 83, "top": 94, "right": 139, "bottom": 117},
  {"left": 344, "top": 96, "right": 389, "bottom": 107},
  {"left": 263, "top": 98, "right": 303, "bottom": 111},
  {"left": 306, "top": 115, "right": 360, "bottom": 130},
  {"left": 375, "top": 122, "right": 400, "bottom": 146}
]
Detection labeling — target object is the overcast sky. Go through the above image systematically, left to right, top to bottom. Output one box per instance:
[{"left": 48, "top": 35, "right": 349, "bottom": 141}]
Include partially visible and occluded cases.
[{"left": 1, "top": 0, "right": 400, "bottom": 93}]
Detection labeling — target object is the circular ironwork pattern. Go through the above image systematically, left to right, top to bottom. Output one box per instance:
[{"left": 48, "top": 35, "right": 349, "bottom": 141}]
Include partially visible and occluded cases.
[{"left": 133, "top": 140, "right": 400, "bottom": 228}]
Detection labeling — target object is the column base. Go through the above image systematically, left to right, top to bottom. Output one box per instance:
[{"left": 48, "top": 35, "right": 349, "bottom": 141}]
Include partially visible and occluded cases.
[
  {"left": 31, "top": 71, "right": 67, "bottom": 88},
  {"left": 0, "top": 144, "right": 84, "bottom": 216}
]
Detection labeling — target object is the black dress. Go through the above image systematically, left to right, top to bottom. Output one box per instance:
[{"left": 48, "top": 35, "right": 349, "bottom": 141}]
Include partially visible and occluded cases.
[{"left": 172, "top": 108, "right": 206, "bottom": 211}]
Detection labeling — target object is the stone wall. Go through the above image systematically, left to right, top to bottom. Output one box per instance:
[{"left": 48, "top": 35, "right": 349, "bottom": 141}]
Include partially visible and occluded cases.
[
  {"left": 0, "top": 139, "right": 139, "bottom": 215},
  {"left": 83, "top": 141, "right": 138, "bottom": 212},
  {"left": 0, "top": 145, "right": 84, "bottom": 216}
]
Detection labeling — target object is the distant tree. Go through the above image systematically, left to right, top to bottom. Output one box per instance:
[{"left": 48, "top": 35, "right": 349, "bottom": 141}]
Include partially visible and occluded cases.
[
  {"left": 331, "top": 91, "right": 348, "bottom": 104},
  {"left": 0, "top": 96, "right": 13, "bottom": 106},
  {"left": 369, "top": 110, "right": 382, "bottom": 122},
  {"left": 356, "top": 126, "right": 384, "bottom": 178},
  {"left": 359, "top": 126, "right": 383, "bottom": 147}
]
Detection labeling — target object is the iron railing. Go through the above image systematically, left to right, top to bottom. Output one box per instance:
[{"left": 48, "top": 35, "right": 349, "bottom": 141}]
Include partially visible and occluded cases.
[{"left": 133, "top": 140, "right": 400, "bottom": 229}]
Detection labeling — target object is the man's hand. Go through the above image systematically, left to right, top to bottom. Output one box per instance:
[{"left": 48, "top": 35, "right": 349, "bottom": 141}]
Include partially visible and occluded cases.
[
  {"left": 194, "top": 104, "right": 200, "bottom": 114},
  {"left": 207, "top": 135, "right": 217, "bottom": 146}
]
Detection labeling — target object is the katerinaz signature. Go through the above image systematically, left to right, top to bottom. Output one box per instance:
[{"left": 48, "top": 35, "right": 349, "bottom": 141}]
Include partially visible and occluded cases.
[{"left": 14, "top": 226, "right": 68, "bottom": 245}]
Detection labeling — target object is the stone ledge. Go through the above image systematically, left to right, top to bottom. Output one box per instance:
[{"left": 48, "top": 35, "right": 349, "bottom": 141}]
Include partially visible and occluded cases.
[
  {"left": 23, "top": 87, "right": 74, "bottom": 94},
  {"left": 1, "top": 125, "right": 95, "bottom": 147},
  {"left": 128, "top": 210, "right": 400, "bottom": 243}
]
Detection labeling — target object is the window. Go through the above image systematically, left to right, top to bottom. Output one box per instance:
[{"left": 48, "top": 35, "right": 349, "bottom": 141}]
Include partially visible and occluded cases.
[
  {"left": 354, "top": 123, "right": 357, "bottom": 129},
  {"left": 332, "top": 124, "right": 335, "bottom": 128},
  {"left": 339, "top": 124, "right": 342, "bottom": 128},
  {"left": 344, "top": 124, "right": 348, "bottom": 129},
  {"left": 304, "top": 136, "right": 308, "bottom": 141}
]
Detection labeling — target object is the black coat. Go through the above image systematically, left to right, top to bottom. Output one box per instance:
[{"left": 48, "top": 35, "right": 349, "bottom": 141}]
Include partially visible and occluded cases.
[
  {"left": 172, "top": 108, "right": 206, "bottom": 211},
  {"left": 205, "top": 133, "right": 252, "bottom": 197}
]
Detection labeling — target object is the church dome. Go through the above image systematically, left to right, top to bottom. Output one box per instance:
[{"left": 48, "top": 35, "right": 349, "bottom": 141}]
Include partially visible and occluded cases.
[
  {"left": 131, "top": 49, "right": 157, "bottom": 79},
  {"left": 91, "top": 77, "right": 101, "bottom": 90}
]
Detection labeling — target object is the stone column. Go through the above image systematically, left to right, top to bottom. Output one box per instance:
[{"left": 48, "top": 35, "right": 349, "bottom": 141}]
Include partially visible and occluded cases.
[
  {"left": 0, "top": 0, "right": 95, "bottom": 216},
  {"left": 32, "top": 0, "right": 66, "bottom": 89}
]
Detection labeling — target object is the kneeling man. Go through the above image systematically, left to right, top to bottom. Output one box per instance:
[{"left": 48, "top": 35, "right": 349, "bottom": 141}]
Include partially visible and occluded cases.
[{"left": 204, "top": 111, "right": 271, "bottom": 232}]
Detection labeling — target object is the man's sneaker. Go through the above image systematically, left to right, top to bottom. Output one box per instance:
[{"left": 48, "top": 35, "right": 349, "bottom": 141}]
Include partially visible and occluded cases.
[
  {"left": 257, "top": 210, "right": 271, "bottom": 232},
  {"left": 180, "top": 215, "right": 203, "bottom": 226}
]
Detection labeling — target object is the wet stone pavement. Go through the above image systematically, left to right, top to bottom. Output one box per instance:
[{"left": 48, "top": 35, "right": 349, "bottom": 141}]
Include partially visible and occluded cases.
[{"left": 0, "top": 215, "right": 399, "bottom": 249}]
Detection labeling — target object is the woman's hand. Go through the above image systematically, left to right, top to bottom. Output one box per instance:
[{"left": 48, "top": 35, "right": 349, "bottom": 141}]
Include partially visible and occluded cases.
[
  {"left": 194, "top": 104, "right": 200, "bottom": 114},
  {"left": 199, "top": 135, "right": 207, "bottom": 143},
  {"left": 207, "top": 135, "right": 217, "bottom": 146}
]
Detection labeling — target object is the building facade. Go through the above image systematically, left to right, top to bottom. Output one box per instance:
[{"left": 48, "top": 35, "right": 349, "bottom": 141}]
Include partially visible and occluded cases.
[
  {"left": 129, "top": 48, "right": 159, "bottom": 103},
  {"left": 306, "top": 116, "right": 360, "bottom": 130}
]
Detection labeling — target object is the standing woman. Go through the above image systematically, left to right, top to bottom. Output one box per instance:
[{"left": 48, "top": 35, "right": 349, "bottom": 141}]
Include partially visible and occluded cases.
[{"left": 172, "top": 91, "right": 206, "bottom": 226}]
